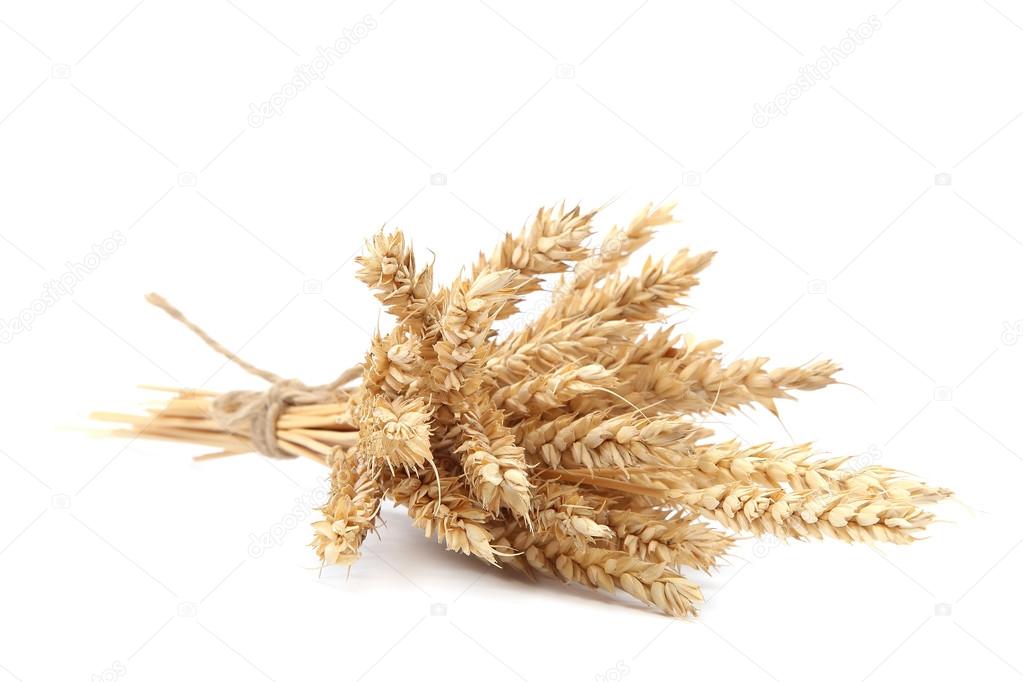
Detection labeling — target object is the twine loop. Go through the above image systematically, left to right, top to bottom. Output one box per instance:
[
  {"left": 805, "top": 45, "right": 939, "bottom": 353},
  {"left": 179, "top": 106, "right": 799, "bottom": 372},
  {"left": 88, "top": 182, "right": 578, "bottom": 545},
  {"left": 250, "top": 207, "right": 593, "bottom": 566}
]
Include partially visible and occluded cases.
[{"left": 145, "top": 293, "right": 361, "bottom": 459}]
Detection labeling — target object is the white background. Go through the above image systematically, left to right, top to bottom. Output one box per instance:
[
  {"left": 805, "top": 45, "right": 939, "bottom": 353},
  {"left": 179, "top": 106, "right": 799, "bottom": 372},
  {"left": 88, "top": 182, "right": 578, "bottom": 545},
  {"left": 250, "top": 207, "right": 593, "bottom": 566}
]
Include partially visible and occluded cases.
[{"left": 1, "top": 1, "right": 1021, "bottom": 680}]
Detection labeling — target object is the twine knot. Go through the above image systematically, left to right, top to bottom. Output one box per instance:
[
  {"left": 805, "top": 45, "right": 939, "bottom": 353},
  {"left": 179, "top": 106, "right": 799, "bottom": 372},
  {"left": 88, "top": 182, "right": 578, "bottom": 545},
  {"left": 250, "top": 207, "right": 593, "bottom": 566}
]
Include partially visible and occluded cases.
[{"left": 211, "top": 380, "right": 335, "bottom": 459}]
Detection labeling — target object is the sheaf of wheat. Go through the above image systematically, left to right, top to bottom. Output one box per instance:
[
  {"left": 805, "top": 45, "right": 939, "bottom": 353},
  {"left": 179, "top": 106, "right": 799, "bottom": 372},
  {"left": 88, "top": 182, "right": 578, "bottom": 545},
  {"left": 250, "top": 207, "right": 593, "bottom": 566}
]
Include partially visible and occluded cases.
[{"left": 94, "top": 202, "right": 951, "bottom": 617}]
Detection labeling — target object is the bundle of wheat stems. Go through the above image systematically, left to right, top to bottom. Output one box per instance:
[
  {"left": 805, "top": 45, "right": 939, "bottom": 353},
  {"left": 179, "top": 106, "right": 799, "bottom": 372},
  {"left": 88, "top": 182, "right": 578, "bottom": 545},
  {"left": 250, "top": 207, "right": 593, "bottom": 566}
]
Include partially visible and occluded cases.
[{"left": 95, "top": 202, "right": 951, "bottom": 617}]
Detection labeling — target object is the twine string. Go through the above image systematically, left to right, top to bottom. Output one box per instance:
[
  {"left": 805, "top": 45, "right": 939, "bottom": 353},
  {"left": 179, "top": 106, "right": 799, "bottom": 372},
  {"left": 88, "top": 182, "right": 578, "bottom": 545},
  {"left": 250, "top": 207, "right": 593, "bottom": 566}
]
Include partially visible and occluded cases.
[{"left": 145, "top": 293, "right": 361, "bottom": 459}]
